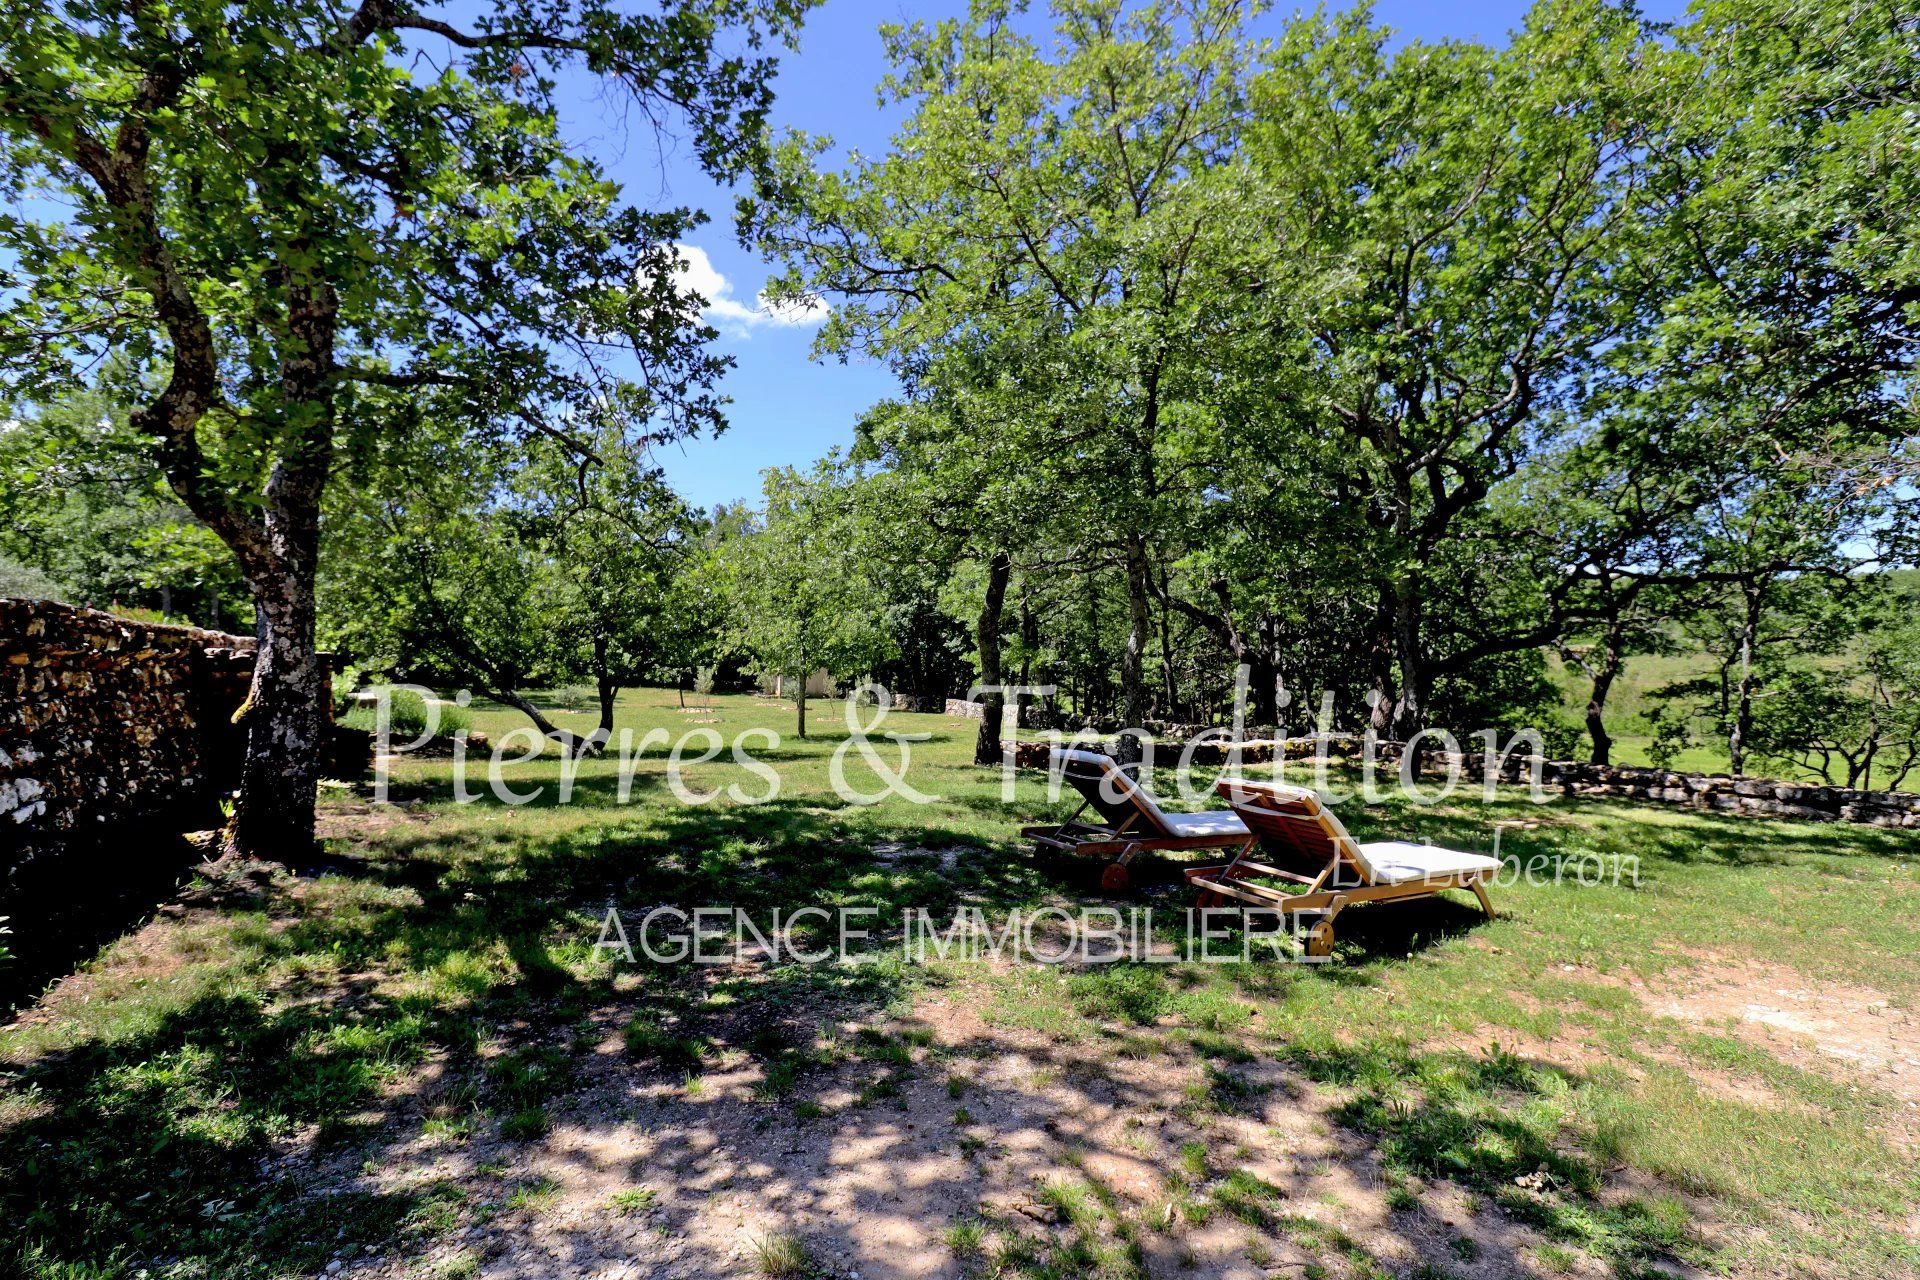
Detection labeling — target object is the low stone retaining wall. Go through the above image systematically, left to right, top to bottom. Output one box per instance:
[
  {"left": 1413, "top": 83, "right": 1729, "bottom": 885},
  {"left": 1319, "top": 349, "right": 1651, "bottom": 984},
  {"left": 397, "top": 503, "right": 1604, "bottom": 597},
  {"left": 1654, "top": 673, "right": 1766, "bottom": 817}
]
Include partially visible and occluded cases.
[
  {"left": 944, "top": 697, "right": 1022, "bottom": 726},
  {"left": 1000, "top": 734, "right": 1919, "bottom": 828},
  {"left": 1465, "top": 753, "right": 1920, "bottom": 828}
]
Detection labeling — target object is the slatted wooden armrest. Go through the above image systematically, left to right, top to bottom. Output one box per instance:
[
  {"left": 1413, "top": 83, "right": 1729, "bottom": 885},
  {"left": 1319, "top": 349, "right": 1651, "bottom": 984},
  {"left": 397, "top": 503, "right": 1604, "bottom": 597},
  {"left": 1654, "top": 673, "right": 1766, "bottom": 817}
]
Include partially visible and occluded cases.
[{"left": 1182, "top": 860, "right": 1316, "bottom": 887}]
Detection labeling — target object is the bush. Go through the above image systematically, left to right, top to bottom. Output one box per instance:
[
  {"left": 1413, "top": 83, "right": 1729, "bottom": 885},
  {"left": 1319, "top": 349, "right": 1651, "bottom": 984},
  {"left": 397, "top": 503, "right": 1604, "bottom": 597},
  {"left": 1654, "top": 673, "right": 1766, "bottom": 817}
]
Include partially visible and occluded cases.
[
  {"left": 0, "top": 555, "right": 67, "bottom": 602},
  {"left": 547, "top": 684, "right": 598, "bottom": 711},
  {"left": 340, "top": 687, "right": 470, "bottom": 741},
  {"left": 1646, "top": 705, "right": 1693, "bottom": 772},
  {"left": 1538, "top": 714, "right": 1584, "bottom": 762}
]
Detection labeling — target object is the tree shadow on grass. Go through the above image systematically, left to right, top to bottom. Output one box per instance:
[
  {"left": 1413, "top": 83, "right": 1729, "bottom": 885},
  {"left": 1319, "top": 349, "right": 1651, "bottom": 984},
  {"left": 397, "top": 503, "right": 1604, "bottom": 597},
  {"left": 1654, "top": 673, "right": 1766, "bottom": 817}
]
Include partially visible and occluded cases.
[
  {"left": 1358, "top": 788, "right": 1919, "bottom": 874},
  {"left": 0, "top": 799, "right": 1048, "bottom": 1278},
  {"left": 0, "top": 829, "right": 209, "bottom": 1014},
  {"left": 410, "top": 961, "right": 1713, "bottom": 1280}
]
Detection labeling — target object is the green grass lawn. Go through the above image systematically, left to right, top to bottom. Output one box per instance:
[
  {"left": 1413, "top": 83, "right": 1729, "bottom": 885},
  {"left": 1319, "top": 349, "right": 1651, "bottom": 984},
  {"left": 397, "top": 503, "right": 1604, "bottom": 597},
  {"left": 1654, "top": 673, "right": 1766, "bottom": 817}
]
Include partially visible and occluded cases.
[{"left": 3, "top": 688, "right": 1917, "bottom": 1279}]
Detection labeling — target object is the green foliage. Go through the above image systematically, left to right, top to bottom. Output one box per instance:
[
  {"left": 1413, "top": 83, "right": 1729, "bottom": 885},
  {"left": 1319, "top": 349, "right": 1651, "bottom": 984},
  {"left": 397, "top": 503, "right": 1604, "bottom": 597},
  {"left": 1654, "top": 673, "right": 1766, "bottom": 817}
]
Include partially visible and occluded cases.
[
  {"left": 0, "top": 0, "right": 811, "bottom": 848},
  {"left": 744, "top": 0, "right": 1916, "bottom": 755},
  {"left": 0, "top": 374, "right": 246, "bottom": 624},
  {"left": 323, "top": 423, "right": 706, "bottom": 745},
  {"left": 712, "top": 464, "right": 895, "bottom": 735},
  {"left": 0, "top": 556, "right": 65, "bottom": 603},
  {"left": 1748, "top": 582, "right": 1920, "bottom": 789},
  {"left": 339, "top": 688, "right": 470, "bottom": 742},
  {"left": 1645, "top": 706, "right": 1694, "bottom": 774}
]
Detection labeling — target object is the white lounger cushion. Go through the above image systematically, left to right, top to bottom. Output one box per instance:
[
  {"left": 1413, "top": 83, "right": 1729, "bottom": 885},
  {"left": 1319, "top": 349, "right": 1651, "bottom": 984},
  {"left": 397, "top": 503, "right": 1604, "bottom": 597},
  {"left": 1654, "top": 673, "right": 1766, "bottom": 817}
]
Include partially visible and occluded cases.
[
  {"left": 1159, "top": 810, "right": 1251, "bottom": 839},
  {"left": 1356, "top": 840, "right": 1502, "bottom": 885}
]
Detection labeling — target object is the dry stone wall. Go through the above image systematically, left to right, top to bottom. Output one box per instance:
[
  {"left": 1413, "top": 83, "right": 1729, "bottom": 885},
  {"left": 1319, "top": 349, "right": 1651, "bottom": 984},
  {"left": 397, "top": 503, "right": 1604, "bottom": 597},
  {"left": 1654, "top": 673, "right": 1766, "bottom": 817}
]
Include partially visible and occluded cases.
[
  {"left": 1, "top": 599, "right": 364, "bottom": 886},
  {"left": 943, "top": 697, "right": 1023, "bottom": 726},
  {"left": 1464, "top": 752, "right": 1920, "bottom": 828}
]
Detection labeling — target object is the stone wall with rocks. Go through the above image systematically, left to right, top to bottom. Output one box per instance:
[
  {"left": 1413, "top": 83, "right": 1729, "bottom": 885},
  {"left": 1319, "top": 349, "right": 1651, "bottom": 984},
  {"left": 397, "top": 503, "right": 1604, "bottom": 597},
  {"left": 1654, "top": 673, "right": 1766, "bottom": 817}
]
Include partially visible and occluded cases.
[
  {"left": 1, "top": 599, "right": 365, "bottom": 887},
  {"left": 943, "top": 697, "right": 1023, "bottom": 726},
  {"left": 1001, "top": 733, "right": 1919, "bottom": 828},
  {"left": 1461, "top": 752, "right": 1920, "bottom": 828}
]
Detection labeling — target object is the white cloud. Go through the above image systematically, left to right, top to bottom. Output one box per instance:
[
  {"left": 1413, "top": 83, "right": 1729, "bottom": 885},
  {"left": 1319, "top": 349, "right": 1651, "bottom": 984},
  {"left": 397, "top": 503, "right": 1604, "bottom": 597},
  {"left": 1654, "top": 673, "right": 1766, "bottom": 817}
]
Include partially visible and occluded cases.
[{"left": 672, "top": 243, "right": 825, "bottom": 337}]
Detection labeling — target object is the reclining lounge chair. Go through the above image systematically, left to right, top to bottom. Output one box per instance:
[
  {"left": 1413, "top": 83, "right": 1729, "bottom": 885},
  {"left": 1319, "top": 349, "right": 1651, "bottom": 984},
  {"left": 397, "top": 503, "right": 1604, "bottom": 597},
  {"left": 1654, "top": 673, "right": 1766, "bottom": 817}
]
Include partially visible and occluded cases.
[
  {"left": 1021, "top": 748, "right": 1250, "bottom": 891},
  {"left": 1187, "top": 777, "right": 1499, "bottom": 956}
]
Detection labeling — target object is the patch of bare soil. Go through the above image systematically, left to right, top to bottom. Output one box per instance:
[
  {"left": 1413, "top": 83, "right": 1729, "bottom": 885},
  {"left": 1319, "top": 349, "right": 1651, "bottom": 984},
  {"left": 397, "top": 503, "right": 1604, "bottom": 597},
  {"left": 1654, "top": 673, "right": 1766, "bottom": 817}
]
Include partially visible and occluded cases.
[{"left": 1635, "top": 959, "right": 1920, "bottom": 1110}]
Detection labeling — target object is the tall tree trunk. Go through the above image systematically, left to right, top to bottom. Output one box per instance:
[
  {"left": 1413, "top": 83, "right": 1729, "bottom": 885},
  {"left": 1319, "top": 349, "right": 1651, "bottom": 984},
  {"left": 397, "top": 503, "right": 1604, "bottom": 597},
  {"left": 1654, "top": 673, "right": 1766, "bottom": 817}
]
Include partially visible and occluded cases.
[
  {"left": 50, "top": 88, "right": 341, "bottom": 862},
  {"left": 228, "top": 271, "right": 339, "bottom": 861},
  {"left": 1114, "top": 534, "right": 1153, "bottom": 763},
  {"left": 974, "top": 550, "right": 1012, "bottom": 766},
  {"left": 234, "top": 563, "right": 325, "bottom": 859},
  {"left": 1156, "top": 565, "right": 1178, "bottom": 722},
  {"left": 1389, "top": 579, "right": 1426, "bottom": 741},
  {"left": 1728, "top": 583, "right": 1762, "bottom": 777},
  {"left": 1369, "top": 586, "right": 1397, "bottom": 736},
  {"left": 1016, "top": 599, "right": 1037, "bottom": 699},
  {"left": 1251, "top": 616, "right": 1280, "bottom": 726},
  {"left": 1585, "top": 633, "right": 1625, "bottom": 766},
  {"left": 577, "top": 634, "right": 618, "bottom": 750},
  {"left": 795, "top": 676, "right": 808, "bottom": 740},
  {"left": 595, "top": 677, "right": 618, "bottom": 745}
]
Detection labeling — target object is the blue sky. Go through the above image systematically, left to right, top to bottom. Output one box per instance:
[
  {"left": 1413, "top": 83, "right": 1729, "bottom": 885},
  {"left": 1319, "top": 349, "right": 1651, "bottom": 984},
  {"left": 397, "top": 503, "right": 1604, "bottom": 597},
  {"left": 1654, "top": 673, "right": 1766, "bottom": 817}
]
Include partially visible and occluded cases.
[{"left": 564, "top": 0, "right": 1656, "bottom": 512}]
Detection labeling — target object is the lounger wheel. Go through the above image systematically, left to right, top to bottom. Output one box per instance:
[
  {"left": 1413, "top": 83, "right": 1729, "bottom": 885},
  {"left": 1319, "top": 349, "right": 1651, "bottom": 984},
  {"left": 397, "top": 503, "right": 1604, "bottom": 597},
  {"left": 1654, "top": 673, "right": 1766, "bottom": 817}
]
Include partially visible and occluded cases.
[
  {"left": 1100, "top": 863, "right": 1132, "bottom": 893},
  {"left": 1303, "top": 921, "right": 1335, "bottom": 958}
]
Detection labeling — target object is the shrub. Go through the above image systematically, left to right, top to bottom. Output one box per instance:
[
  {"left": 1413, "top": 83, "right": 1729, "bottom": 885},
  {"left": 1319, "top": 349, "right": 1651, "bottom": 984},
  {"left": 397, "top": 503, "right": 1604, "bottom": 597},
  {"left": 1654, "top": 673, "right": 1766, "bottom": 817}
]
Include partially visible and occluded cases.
[
  {"left": 0, "top": 555, "right": 67, "bottom": 601},
  {"left": 329, "top": 663, "right": 365, "bottom": 714},
  {"left": 548, "top": 684, "right": 598, "bottom": 711},
  {"left": 340, "top": 687, "right": 470, "bottom": 741},
  {"left": 1646, "top": 705, "right": 1693, "bottom": 771},
  {"left": 1538, "top": 714, "right": 1584, "bottom": 762}
]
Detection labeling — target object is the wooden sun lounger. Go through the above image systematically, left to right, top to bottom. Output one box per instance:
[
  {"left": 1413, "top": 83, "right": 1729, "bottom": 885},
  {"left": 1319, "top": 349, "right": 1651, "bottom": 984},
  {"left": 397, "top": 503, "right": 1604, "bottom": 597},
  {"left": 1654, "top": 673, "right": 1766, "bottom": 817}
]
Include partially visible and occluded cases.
[
  {"left": 1022, "top": 748, "right": 1250, "bottom": 891},
  {"left": 1186, "top": 777, "right": 1499, "bottom": 956}
]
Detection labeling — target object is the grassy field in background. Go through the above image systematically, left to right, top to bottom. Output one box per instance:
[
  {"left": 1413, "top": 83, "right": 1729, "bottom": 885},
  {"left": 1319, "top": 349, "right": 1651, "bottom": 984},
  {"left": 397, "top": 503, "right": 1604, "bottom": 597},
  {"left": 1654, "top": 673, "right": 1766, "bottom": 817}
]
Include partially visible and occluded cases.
[{"left": 2, "top": 688, "right": 1917, "bottom": 1279}]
